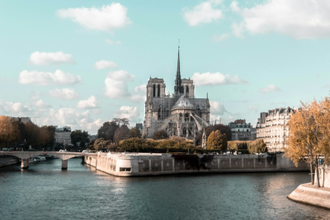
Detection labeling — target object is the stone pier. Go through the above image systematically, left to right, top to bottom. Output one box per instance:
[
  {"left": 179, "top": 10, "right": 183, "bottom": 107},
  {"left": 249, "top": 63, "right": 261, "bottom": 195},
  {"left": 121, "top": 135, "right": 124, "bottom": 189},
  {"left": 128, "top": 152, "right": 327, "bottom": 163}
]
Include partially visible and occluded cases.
[
  {"left": 21, "top": 159, "right": 29, "bottom": 169},
  {"left": 62, "top": 160, "right": 68, "bottom": 170}
]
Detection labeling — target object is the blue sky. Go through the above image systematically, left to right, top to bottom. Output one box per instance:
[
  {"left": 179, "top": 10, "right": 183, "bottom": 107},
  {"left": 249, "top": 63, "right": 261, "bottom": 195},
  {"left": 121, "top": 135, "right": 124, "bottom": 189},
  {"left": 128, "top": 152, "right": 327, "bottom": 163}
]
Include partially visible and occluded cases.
[{"left": 1, "top": 0, "right": 330, "bottom": 134}]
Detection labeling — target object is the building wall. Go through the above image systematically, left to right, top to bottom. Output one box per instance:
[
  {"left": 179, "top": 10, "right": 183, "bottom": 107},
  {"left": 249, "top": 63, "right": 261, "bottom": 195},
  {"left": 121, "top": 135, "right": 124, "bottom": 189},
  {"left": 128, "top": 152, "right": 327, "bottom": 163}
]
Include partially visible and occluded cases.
[
  {"left": 256, "top": 107, "right": 294, "bottom": 152},
  {"left": 229, "top": 119, "right": 255, "bottom": 141},
  {"left": 55, "top": 126, "right": 71, "bottom": 144}
]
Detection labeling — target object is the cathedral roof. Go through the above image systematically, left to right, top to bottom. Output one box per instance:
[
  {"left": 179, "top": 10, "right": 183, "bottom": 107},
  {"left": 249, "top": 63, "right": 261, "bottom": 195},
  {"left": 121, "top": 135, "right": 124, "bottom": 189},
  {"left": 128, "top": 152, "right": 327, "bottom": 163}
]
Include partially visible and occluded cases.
[{"left": 172, "top": 95, "right": 194, "bottom": 110}]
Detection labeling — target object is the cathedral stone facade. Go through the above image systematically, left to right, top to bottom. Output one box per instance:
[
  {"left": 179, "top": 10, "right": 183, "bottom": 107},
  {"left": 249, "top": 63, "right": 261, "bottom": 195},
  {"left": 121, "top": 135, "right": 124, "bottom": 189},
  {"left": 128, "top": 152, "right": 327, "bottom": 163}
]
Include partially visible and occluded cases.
[{"left": 144, "top": 47, "right": 210, "bottom": 139}]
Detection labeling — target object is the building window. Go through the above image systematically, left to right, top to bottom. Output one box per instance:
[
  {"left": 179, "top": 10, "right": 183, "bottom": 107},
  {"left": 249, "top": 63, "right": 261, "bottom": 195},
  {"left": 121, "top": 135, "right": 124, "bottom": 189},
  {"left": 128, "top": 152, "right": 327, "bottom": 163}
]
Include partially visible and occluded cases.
[
  {"left": 153, "top": 84, "right": 156, "bottom": 97},
  {"left": 157, "top": 84, "right": 160, "bottom": 97},
  {"left": 186, "top": 86, "right": 189, "bottom": 94},
  {"left": 183, "top": 127, "right": 187, "bottom": 136},
  {"left": 119, "top": 167, "right": 131, "bottom": 172}
]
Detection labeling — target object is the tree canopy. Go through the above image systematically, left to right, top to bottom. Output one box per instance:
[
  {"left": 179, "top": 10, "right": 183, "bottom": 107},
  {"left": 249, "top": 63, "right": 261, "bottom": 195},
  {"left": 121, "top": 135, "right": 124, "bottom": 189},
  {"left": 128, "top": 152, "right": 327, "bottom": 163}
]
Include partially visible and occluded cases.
[
  {"left": 285, "top": 98, "right": 330, "bottom": 186},
  {"left": 0, "top": 116, "right": 19, "bottom": 147},
  {"left": 97, "top": 121, "right": 119, "bottom": 142},
  {"left": 195, "top": 124, "right": 231, "bottom": 146},
  {"left": 113, "top": 125, "right": 130, "bottom": 143},
  {"left": 129, "top": 128, "right": 142, "bottom": 138},
  {"left": 71, "top": 129, "right": 89, "bottom": 149},
  {"left": 152, "top": 130, "right": 169, "bottom": 140},
  {"left": 206, "top": 130, "right": 227, "bottom": 151}
]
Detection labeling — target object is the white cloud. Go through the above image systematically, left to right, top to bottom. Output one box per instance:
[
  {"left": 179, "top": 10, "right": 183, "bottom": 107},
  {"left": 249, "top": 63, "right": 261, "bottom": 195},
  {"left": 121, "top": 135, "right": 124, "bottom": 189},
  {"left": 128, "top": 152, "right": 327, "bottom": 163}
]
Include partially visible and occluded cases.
[
  {"left": 234, "top": 0, "right": 330, "bottom": 39},
  {"left": 183, "top": 1, "right": 223, "bottom": 26},
  {"left": 230, "top": 1, "right": 240, "bottom": 12},
  {"left": 57, "top": 3, "right": 131, "bottom": 32},
  {"left": 213, "top": 33, "right": 229, "bottom": 41},
  {"left": 105, "top": 39, "right": 121, "bottom": 45},
  {"left": 30, "top": 51, "right": 74, "bottom": 65},
  {"left": 95, "top": 60, "right": 118, "bottom": 69},
  {"left": 19, "top": 70, "right": 81, "bottom": 86},
  {"left": 104, "top": 70, "right": 135, "bottom": 99},
  {"left": 107, "top": 70, "right": 134, "bottom": 81},
  {"left": 191, "top": 72, "right": 248, "bottom": 86},
  {"left": 104, "top": 77, "right": 129, "bottom": 98},
  {"left": 129, "top": 84, "right": 146, "bottom": 102},
  {"left": 259, "top": 84, "right": 280, "bottom": 93},
  {"left": 49, "top": 88, "right": 79, "bottom": 100},
  {"left": 76, "top": 96, "right": 98, "bottom": 109},
  {"left": 35, "top": 99, "right": 51, "bottom": 108},
  {"left": 0, "top": 101, "right": 31, "bottom": 115},
  {"left": 210, "top": 101, "right": 226, "bottom": 115},
  {"left": 113, "top": 106, "right": 139, "bottom": 123},
  {"left": 32, "top": 108, "right": 102, "bottom": 134},
  {"left": 210, "top": 114, "right": 221, "bottom": 124}
]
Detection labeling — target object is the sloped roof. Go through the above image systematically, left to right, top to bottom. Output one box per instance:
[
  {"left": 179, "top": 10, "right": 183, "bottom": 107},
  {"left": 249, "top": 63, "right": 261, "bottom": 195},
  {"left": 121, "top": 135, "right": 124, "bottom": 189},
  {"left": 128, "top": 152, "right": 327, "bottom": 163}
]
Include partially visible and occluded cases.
[{"left": 172, "top": 95, "right": 194, "bottom": 110}]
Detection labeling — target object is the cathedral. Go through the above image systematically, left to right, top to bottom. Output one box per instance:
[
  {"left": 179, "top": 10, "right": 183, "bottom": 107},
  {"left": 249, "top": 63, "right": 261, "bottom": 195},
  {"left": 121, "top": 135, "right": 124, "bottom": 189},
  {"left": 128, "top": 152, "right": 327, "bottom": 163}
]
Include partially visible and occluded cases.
[{"left": 143, "top": 47, "right": 210, "bottom": 140}]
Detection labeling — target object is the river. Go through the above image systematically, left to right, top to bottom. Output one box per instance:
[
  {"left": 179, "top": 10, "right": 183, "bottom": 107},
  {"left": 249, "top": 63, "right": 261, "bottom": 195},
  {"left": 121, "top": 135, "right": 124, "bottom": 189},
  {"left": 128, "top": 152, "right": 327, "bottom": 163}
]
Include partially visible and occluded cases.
[{"left": 0, "top": 158, "right": 329, "bottom": 220}]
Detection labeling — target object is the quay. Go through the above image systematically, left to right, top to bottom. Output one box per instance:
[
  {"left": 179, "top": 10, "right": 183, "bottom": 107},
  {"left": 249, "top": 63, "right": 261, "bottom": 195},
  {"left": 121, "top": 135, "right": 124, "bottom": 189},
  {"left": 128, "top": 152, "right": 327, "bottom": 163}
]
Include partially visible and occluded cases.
[{"left": 84, "top": 152, "right": 308, "bottom": 177}]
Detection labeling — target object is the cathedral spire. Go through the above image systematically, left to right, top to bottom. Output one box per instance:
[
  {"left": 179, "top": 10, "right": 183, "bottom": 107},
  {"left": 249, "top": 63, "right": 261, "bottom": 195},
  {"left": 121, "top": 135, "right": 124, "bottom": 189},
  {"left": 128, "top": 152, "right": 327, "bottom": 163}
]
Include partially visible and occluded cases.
[{"left": 175, "top": 41, "right": 183, "bottom": 96}]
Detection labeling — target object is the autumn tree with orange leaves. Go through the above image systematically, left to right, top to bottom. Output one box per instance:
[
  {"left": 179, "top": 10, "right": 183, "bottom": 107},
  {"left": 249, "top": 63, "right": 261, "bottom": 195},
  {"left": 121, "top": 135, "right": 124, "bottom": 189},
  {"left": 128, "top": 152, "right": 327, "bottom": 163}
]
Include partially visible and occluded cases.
[
  {"left": 285, "top": 98, "right": 330, "bottom": 186},
  {"left": 0, "top": 116, "right": 19, "bottom": 148}
]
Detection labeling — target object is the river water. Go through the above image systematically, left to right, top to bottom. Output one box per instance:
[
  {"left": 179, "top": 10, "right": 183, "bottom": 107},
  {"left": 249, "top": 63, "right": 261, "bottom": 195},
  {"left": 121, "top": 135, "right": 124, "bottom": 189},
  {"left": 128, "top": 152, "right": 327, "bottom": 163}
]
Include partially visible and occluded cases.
[{"left": 0, "top": 158, "right": 329, "bottom": 220}]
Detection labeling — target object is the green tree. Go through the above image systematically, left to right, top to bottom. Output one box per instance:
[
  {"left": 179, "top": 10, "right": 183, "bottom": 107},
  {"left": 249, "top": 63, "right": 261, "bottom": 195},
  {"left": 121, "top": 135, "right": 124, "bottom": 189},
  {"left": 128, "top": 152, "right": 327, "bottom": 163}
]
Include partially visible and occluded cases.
[
  {"left": 97, "top": 121, "right": 119, "bottom": 141},
  {"left": 24, "top": 122, "right": 40, "bottom": 149},
  {"left": 113, "top": 125, "right": 130, "bottom": 144},
  {"left": 129, "top": 128, "right": 142, "bottom": 138},
  {"left": 70, "top": 130, "right": 89, "bottom": 149},
  {"left": 152, "top": 130, "right": 168, "bottom": 140},
  {"left": 206, "top": 130, "right": 227, "bottom": 151}
]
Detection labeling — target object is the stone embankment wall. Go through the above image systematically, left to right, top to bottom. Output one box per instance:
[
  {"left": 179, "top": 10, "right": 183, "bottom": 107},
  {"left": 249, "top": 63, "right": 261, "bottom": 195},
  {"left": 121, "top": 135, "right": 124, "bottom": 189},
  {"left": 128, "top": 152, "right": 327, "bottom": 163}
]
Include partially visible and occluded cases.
[
  {"left": 85, "top": 153, "right": 308, "bottom": 177},
  {"left": 0, "top": 156, "right": 19, "bottom": 168}
]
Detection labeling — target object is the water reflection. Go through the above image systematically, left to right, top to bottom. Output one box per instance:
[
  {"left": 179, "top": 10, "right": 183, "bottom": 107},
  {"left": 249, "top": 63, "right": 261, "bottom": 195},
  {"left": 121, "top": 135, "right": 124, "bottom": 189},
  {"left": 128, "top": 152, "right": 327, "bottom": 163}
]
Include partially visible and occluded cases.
[{"left": 0, "top": 159, "right": 329, "bottom": 220}]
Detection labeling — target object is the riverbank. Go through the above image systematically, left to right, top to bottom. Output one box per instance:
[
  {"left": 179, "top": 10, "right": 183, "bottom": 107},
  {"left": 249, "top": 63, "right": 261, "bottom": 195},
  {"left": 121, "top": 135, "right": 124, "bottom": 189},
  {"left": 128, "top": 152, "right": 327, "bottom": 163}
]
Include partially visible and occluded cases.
[
  {"left": 0, "top": 156, "right": 19, "bottom": 168},
  {"left": 288, "top": 183, "right": 330, "bottom": 209}
]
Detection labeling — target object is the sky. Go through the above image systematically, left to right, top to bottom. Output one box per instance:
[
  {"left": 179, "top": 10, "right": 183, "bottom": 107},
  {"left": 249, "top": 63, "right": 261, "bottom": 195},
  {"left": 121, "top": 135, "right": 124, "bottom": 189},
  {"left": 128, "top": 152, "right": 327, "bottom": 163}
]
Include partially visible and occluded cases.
[{"left": 1, "top": 0, "right": 330, "bottom": 135}]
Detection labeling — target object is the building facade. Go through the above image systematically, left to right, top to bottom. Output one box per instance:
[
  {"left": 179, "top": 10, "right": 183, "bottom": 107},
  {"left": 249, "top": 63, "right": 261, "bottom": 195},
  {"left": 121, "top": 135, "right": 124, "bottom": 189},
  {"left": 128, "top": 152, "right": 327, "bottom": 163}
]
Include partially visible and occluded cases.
[
  {"left": 144, "top": 47, "right": 210, "bottom": 139},
  {"left": 256, "top": 107, "right": 294, "bottom": 152},
  {"left": 11, "top": 117, "right": 31, "bottom": 124},
  {"left": 229, "top": 119, "right": 255, "bottom": 141},
  {"left": 54, "top": 126, "right": 71, "bottom": 145}
]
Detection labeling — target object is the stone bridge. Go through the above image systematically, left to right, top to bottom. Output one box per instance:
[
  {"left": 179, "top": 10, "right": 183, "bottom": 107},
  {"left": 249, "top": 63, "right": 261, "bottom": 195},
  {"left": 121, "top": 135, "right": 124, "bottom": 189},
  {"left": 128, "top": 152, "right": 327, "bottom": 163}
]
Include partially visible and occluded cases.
[{"left": 0, "top": 151, "right": 97, "bottom": 170}]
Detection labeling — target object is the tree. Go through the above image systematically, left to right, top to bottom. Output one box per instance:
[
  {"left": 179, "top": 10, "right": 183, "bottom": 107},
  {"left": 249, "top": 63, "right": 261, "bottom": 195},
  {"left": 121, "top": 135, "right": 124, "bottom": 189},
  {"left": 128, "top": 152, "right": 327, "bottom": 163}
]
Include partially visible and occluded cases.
[
  {"left": 285, "top": 98, "right": 330, "bottom": 186},
  {"left": 0, "top": 116, "right": 19, "bottom": 148},
  {"left": 97, "top": 121, "right": 119, "bottom": 141},
  {"left": 24, "top": 122, "right": 40, "bottom": 149},
  {"left": 195, "top": 124, "right": 232, "bottom": 146},
  {"left": 42, "top": 125, "right": 55, "bottom": 150},
  {"left": 113, "top": 125, "right": 130, "bottom": 144},
  {"left": 129, "top": 128, "right": 142, "bottom": 138},
  {"left": 71, "top": 130, "right": 89, "bottom": 149},
  {"left": 152, "top": 130, "right": 168, "bottom": 140},
  {"left": 206, "top": 130, "right": 227, "bottom": 151},
  {"left": 92, "top": 138, "right": 113, "bottom": 151},
  {"left": 248, "top": 139, "right": 267, "bottom": 154}
]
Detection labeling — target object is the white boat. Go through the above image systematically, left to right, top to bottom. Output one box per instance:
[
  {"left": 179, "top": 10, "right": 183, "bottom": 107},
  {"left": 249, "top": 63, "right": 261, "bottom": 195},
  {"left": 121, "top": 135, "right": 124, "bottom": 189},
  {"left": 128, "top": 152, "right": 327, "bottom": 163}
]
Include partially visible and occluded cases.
[{"left": 33, "top": 156, "right": 47, "bottom": 162}]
